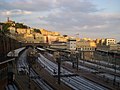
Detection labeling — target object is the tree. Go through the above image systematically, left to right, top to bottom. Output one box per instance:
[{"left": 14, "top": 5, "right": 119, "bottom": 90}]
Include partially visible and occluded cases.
[
  {"left": 0, "top": 23, "right": 11, "bottom": 35},
  {"left": 14, "top": 23, "right": 28, "bottom": 29},
  {"left": 33, "top": 28, "right": 41, "bottom": 33},
  {"left": 63, "top": 35, "right": 68, "bottom": 37}
]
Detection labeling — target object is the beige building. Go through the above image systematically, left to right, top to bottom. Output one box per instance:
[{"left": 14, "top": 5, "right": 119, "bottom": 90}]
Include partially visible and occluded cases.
[
  {"left": 9, "top": 27, "right": 16, "bottom": 34},
  {"left": 9, "top": 27, "right": 33, "bottom": 35},
  {"left": 16, "top": 28, "right": 27, "bottom": 34},
  {"left": 40, "top": 28, "right": 60, "bottom": 36},
  {"left": 24, "top": 33, "right": 44, "bottom": 43},
  {"left": 34, "top": 33, "right": 44, "bottom": 43},
  {"left": 47, "top": 35, "right": 58, "bottom": 44},
  {"left": 43, "top": 36, "right": 47, "bottom": 43},
  {"left": 57, "top": 36, "right": 68, "bottom": 42},
  {"left": 67, "top": 38, "right": 76, "bottom": 50},
  {"left": 95, "top": 38, "right": 120, "bottom": 62},
  {"left": 96, "top": 38, "right": 117, "bottom": 51},
  {"left": 97, "top": 38, "right": 116, "bottom": 46},
  {"left": 104, "top": 38, "right": 116, "bottom": 46},
  {"left": 95, "top": 39, "right": 101, "bottom": 44},
  {"left": 100, "top": 39, "right": 105, "bottom": 45},
  {"left": 76, "top": 40, "right": 96, "bottom": 60},
  {"left": 76, "top": 40, "right": 96, "bottom": 51},
  {"left": 50, "top": 41, "right": 67, "bottom": 49}
]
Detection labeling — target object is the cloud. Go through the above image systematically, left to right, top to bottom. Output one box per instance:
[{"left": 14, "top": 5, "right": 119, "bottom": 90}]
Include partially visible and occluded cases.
[
  {"left": 0, "top": 0, "right": 120, "bottom": 40},
  {"left": 0, "top": 0, "right": 55, "bottom": 11},
  {"left": 0, "top": 0, "right": 100, "bottom": 13},
  {"left": 54, "top": 0, "right": 98, "bottom": 13},
  {"left": 0, "top": 9, "right": 32, "bottom": 16},
  {"left": 38, "top": 10, "right": 120, "bottom": 40}
]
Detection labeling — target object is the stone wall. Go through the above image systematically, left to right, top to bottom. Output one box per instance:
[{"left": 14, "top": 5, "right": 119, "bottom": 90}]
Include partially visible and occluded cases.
[{"left": 0, "top": 34, "right": 21, "bottom": 62}]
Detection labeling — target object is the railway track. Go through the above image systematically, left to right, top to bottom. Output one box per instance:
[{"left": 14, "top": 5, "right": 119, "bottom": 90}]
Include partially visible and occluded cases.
[
  {"left": 17, "top": 49, "right": 54, "bottom": 90},
  {"left": 38, "top": 53, "right": 109, "bottom": 90},
  {"left": 6, "top": 84, "right": 18, "bottom": 90}
]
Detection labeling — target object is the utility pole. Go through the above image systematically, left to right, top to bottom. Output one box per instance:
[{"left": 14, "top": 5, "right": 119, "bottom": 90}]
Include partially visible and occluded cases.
[
  {"left": 55, "top": 51, "right": 61, "bottom": 84},
  {"left": 71, "top": 51, "right": 75, "bottom": 68},
  {"left": 76, "top": 51, "right": 79, "bottom": 71},
  {"left": 107, "top": 51, "right": 109, "bottom": 69},
  {"left": 113, "top": 53, "right": 116, "bottom": 85},
  {"left": 58, "top": 57, "right": 61, "bottom": 84},
  {"left": 72, "top": 58, "right": 75, "bottom": 68},
  {"left": 28, "top": 64, "right": 31, "bottom": 89}
]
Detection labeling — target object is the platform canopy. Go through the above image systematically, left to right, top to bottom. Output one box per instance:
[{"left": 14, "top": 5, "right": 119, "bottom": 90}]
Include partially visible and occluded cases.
[
  {"left": 7, "top": 47, "right": 25, "bottom": 57},
  {"left": 37, "top": 47, "right": 46, "bottom": 51}
]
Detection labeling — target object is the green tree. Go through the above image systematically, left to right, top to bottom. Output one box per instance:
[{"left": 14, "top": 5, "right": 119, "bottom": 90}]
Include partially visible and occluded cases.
[
  {"left": 0, "top": 23, "right": 11, "bottom": 35},
  {"left": 15, "top": 23, "right": 27, "bottom": 29},
  {"left": 34, "top": 28, "right": 41, "bottom": 33}
]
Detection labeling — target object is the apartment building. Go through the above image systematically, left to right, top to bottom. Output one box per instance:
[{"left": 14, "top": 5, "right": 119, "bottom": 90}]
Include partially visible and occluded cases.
[
  {"left": 67, "top": 38, "right": 76, "bottom": 51},
  {"left": 104, "top": 38, "right": 116, "bottom": 46},
  {"left": 76, "top": 40, "right": 96, "bottom": 60}
]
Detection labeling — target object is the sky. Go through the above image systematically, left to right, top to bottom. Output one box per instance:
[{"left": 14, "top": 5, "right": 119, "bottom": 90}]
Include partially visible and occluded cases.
[{"left": 0, "top": 0, "right": 120, "bottom": 41}]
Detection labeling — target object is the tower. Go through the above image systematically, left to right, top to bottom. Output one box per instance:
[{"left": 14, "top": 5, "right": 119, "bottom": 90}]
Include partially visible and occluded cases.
[{"left": 7, "top": 17, "right": 10, "bottom": 22}]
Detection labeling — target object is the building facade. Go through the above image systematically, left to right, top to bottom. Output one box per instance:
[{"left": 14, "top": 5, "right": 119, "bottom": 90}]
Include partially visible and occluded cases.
[
  {"left": 67, "top": 38, "right": 76, "bottom": 50},
  {"left": 105, "top": 38, "right": 116, "bottom": 46},
  {"left": 76, "top": 40, "right": 96, "bottom": 60},
  {"left": 50, "top": 41, "right": 67, "bottom": 49}
]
